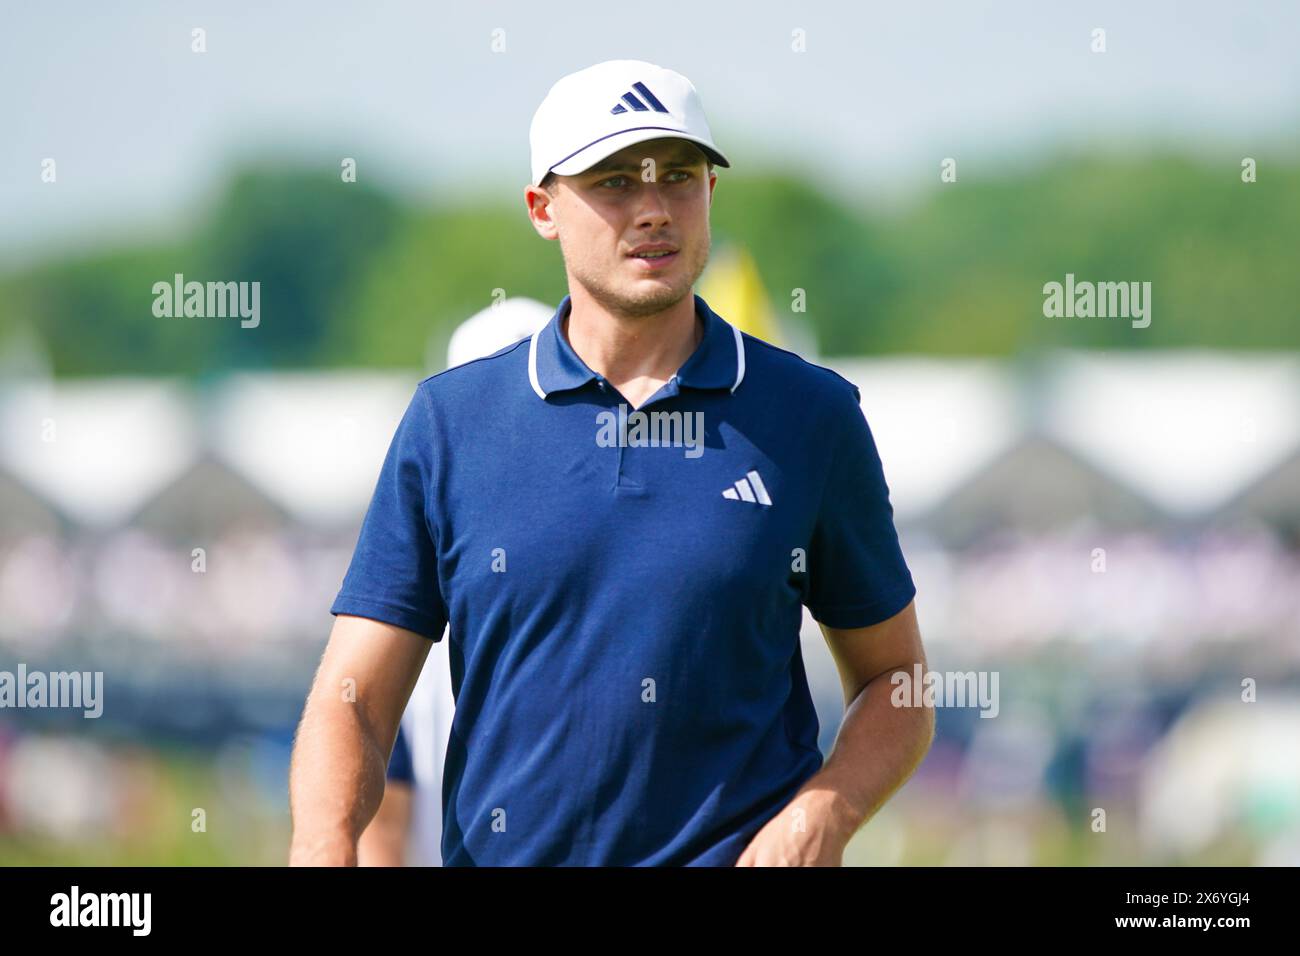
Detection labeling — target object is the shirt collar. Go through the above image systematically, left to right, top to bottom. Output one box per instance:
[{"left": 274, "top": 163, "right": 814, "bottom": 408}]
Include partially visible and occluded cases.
[{"left": 527, "top": 293, "right": 746, "bottom": 400}]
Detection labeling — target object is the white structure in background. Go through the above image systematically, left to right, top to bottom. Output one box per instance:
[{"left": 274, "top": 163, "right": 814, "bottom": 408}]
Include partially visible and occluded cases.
[
  {"left": 402, "top": 296, "right": 554, "bottom": 866},
  {"left": 0, "top": 348, "right": 1297, "bottom": 661},
  {"left": 2, "top": 348, "right": 1293, "bottom": 542},
  {"left": 826, "top": 351, "right": 1300, "bottom": 527},
  {"left": 1046, "top": 352, "right": 1300, "bottom": 517},
  {"left": 825, "top": 358, "right": 1021, "bottom": 525},
  {"left": 209, "top": 371, "right": 417, "bottom": 530},
  {"left": 0, "top": 378, "right": 197, "bottom": 528}
]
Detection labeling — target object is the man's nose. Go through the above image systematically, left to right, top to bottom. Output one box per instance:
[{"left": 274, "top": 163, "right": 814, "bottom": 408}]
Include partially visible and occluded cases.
[{"left": 633, "top": 181, "right": 672, "bottom": 225}]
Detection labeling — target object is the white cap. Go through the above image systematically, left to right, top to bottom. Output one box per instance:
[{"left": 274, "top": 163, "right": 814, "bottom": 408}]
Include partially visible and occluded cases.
[
  {"left": 529, "top": 59, "right": 730, "bottom": 188},
  {"left": 445, "top": 297, "right": 554, "bottom": 368}
]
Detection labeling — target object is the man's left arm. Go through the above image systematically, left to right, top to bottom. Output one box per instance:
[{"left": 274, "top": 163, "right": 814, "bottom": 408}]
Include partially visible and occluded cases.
[{"left": 735, "top": 598, "right": 934, "bottom": 866}]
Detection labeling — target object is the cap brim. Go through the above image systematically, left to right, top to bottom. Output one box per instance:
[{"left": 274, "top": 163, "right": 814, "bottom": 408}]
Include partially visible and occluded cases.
[{"left": 544, "top": 128, "right": 730, "bottom": 184}]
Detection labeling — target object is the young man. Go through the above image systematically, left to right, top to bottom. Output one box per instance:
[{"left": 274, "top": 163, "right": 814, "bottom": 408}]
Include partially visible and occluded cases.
[{"left": 290, "top": 59, "right": 933, "bottom": 867}]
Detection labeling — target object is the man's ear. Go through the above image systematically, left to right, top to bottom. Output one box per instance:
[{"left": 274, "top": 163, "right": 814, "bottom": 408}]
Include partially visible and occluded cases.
[{"left": 525, "top": 184, "right": 561, "bottom": 240}]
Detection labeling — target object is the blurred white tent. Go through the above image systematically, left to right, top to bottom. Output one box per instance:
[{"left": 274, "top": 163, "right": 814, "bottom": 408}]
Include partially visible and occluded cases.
[
  {"left": 1, "top": 350, "right": 1297, "bottom": 537},
  {"left": 826, "top": 351, "right": 1300, "bottom": 531},
  {"left": 1044, "top": 351, "right": 1300, "bottom": 518},
  {"left": 826, "top": 358, "right": 1021, "bottom": 524},
  {"left": 207, "top": 371, "right": 415, "bottom": 529},
  {"left": 0, "top": 379, "right": 197, "bottom": 528},
  {"left": 925, "top": 434, "right": 1163, "bottom": 544},
  {"left": 1213, "top": 446, "right": 1300, "bottom": 537},
  {"left": 128, "top": 452, "right": 289, "bottom": 539},
  {"left": 0, "top": 467, "right": 65, "bottom": 538}
]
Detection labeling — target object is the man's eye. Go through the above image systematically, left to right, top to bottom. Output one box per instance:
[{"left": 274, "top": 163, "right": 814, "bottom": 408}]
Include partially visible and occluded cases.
[{"left": 600, "top": 171, "right": 691, "bottom": 188}]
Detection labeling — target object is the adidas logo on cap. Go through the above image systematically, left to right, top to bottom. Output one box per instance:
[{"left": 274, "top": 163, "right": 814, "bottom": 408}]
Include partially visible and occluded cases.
[{"left": 610, "top": 81, "right": 670, "bottom": 114}]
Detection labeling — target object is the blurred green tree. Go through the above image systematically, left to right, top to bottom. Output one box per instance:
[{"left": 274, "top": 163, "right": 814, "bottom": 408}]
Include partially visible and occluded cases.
[{"left": 3, "top": 152, "right": 1295, "bottom": 378}]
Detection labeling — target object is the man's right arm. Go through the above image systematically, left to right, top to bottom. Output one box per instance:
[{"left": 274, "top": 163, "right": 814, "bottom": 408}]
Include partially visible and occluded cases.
[{"left": 288, "top": 613, "right": 433, "bottom": 866}]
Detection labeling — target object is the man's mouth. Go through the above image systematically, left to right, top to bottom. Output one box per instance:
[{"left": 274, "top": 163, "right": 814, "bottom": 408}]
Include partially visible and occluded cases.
[{"left": 628, "top": 247, "right": 679, "bottom": 269}]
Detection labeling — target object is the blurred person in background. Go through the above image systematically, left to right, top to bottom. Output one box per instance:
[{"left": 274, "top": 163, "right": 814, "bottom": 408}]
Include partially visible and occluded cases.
[{"left": 358, "top": 297, "right": 553, "bottom": 867}]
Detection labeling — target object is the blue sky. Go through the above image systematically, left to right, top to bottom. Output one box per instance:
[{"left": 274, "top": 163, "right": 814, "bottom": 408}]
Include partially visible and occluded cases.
[{"left": 3, "top": 0, "right": 1297, "bottom": 268}]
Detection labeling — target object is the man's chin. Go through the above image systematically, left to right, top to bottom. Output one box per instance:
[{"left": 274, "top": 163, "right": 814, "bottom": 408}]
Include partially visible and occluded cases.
[
  {"left": 590, "top": 277, "right": 692, "bottom": 318},
  {"left": 621, "top": 285, "right": 691, "bottom": 317}
]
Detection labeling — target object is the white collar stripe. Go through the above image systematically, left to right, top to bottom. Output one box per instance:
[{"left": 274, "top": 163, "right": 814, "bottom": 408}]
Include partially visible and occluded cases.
[
  {"left": 730, "top": 323, "right": 746, "bottom": 393},
  {"left": 528, "top": 325, "right": 548, "bottom": 399}
]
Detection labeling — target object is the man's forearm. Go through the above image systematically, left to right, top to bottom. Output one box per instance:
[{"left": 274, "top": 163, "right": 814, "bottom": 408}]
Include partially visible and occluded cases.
[
  {"left": 790, "top": 663, "right": 935, "bottom": 846},
  {"left": 288, "top": 690, "right": 390, "bottom": 865}
]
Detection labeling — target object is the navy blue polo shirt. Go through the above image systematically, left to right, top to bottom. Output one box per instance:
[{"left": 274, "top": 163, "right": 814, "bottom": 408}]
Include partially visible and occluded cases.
[{"left": 331, "top": 292, "right": 916, "bottom": 866}]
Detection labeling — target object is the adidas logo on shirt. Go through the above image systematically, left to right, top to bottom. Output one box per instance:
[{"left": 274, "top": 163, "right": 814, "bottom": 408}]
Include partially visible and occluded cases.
[
  {"left": 610, "top": 81, "right": 671, "bottom": 115},
  {"left": 722, "top": 470, "right": 772, "bottom": 506}
]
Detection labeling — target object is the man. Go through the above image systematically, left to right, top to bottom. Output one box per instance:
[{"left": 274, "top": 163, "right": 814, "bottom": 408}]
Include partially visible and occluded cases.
[{"left": 290, "top": 59, "right": 933, "bottom": 867}]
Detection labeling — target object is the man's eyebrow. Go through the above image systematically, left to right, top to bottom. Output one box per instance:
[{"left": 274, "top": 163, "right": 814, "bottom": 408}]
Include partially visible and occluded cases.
[{"left": 586, "top": 152, "right": 705, "bottom": 174}]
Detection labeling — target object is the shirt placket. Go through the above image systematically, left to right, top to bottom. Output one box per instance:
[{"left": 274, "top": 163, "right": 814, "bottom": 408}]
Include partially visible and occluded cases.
[{"left": 605, "top": 375, "right": 683, "bottom": 495}]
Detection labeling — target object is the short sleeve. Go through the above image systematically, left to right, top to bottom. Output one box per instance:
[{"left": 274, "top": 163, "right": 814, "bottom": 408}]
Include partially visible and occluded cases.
[
  {"left": 330, "top": 383, "right": 449, "bottom": 641},
  {"left": 804, "top": 384, "right": 916, "bottom": 629},
  {"left": 386, "top": 722, "right": 414, "bottom": 783}
]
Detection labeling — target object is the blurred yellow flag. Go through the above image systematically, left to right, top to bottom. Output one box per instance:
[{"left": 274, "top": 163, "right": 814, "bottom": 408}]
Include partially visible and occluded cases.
[{"left": 699, "top": 244, "right": 783, "bottom": 346}]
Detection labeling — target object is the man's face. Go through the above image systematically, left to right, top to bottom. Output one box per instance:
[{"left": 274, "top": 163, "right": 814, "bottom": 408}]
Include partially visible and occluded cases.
[{"left": 528, "top": 138, "right": 716, "bottom": 318}]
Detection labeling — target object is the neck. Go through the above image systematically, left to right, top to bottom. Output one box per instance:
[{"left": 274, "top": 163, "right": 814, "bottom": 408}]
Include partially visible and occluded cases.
[{"left": 563, "top": 288, "right": 702, "bottom": 391}]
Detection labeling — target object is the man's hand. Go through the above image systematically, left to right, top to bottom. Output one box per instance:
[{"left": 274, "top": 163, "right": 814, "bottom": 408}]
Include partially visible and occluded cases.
[
  {"left": 736, "top": 599, "right": 934, "bottom": 867},
  {"left": 734, "top": 789, "right": 855, "bottom": 866},
  {"left": 289, "top": 830, "right": 360, "bottom": 867}
]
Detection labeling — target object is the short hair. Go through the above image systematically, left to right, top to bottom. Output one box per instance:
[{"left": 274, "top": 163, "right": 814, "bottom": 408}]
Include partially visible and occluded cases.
[{"left": 540, "top": 155, "right": 715, "bottom": 194}]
